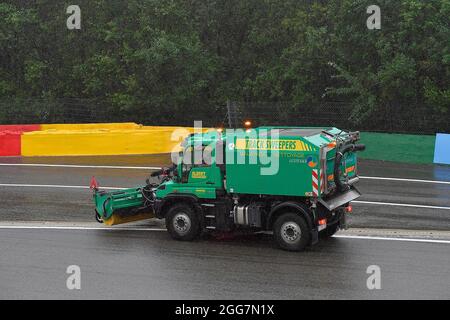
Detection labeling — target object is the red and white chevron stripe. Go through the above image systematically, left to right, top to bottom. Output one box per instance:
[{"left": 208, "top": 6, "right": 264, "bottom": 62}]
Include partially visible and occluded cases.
[
  {"left": 312, "top": 169, "right": 319, "bottom": 197},
  {"left": 320, "top": 169, "right": 324, "bottom": 193}
]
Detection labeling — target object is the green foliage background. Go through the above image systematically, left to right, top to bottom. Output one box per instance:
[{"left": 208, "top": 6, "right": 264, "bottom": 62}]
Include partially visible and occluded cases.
[{"left": 0, "top": 0, "right": 448, "bottom": 132}]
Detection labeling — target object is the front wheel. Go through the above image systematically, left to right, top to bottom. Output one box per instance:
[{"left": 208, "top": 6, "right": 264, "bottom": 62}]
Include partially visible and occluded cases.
[
  {"left": 166, "top": 203, "right": 200, "bottom": 241},
  {"left": 95, "top": 210, "right": 103, "bottom": 223},
  {"left": 273, "top": 213, "right": 311, "bottom": 251}
]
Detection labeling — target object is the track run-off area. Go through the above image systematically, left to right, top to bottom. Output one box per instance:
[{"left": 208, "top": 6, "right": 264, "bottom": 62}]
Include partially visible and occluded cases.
[{"left": 0, "top": 155, "right": 449, "bottom": 299}]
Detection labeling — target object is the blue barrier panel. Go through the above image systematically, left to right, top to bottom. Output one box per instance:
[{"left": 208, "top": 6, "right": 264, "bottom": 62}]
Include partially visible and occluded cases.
[{"left": 434, "top": 133, "right": 450, "bottom": 165}]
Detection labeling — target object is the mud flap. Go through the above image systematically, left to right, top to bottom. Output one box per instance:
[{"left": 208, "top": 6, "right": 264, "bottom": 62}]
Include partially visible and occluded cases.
[
  {"left": 319, "top": 186, "right": 361, "bottom": 211},
  {"left": 339, "top": 210, "right": 348, "bottom": 230},
  {"left": 311, "top": 229, "right": 319, "bottom": 245}
]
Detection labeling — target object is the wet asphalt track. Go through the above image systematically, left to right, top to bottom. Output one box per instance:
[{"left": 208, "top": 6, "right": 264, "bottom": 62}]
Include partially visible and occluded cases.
[
  {"left": 0, "top": 155, "right": 449, "bottom": 299},
  {"left": 0, "top": 226, "right": 449, "bottom": 299}
]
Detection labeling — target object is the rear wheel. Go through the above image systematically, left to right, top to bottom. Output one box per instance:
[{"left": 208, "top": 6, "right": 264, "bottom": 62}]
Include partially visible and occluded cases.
[
  {"left": 166, "top": 203, "right": 200, "bottom": 241},
  {"left": 273, "top": 213, "right": 311, "bottom": 251}
]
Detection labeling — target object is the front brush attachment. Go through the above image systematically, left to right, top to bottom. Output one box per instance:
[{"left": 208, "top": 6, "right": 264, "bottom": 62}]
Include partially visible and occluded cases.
[{"left": 93, "top": 184, "right": 155, "bottom": 226}]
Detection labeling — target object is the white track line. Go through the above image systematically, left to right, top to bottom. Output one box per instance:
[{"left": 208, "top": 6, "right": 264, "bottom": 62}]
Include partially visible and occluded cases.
[
  {"left": 0, "top": 163, "right": 160, "bottom": 170},
  {"left": 1, "top": 164, "right": 449, "bottom": 185},
  {"left": 359, "top": 175, "right": 450, "bottom": 185},
  {"left": 0, "top": 183, "right": 123, "bottom": 190},
  {"left": 353, "top": 200, "right": 450, "bottom": 210},
  {"left": 0, "top": 224, "right": 448, "bottom": 244},
  {"left": 0, "top": 225, "right": 166, "bottom": 231},
  {"left": 333, "top": 235, "right": 450, "bottom": 244}
]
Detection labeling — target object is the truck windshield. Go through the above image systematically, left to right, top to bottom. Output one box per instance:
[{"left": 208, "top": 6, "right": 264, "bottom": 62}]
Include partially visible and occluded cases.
[{"left": 182, "top": 145, "right": 213, "bottom": 167}]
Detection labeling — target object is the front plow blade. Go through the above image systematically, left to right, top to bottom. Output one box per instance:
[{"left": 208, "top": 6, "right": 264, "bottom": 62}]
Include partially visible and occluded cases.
[{"left": 94, "top": 187, "right": 155, "bottom": 226}]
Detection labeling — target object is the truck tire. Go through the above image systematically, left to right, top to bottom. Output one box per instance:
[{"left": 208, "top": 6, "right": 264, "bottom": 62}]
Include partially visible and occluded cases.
[
  {"left": 166, "top": 203, "right": 200, "bottom": 241},
  {"left": 95, "top": 210, "right": 103, "bottom": 223},
  {"left": 273, "top": 212, "right": 311, "bottom": 251},
  {"left": 319, "top": 223, "right": 339, "bottom": 239}
]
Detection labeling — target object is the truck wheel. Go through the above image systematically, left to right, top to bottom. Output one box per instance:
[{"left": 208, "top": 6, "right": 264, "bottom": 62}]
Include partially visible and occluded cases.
[
  {"left": 166, "top": 203, "right": 200, "bottom": 241},
  {"left": 95, "top": 210, "right": 103, "bottom": 223},
  {"left": 273, "top": 213, "right": 311, "bottom": 252},
  {"left": 319, "top": 223, "right": 339, "bottom": 239}
]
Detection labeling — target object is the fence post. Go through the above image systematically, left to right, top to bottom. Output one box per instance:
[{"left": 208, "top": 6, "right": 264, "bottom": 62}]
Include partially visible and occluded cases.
[{"left": 227, "top": 100, "right": 238, "bottom": 128}]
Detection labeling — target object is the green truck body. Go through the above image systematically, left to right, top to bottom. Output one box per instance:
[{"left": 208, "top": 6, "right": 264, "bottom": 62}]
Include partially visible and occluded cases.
[{"left": 93, "top": 126, "right": 365, "bottom": 251}]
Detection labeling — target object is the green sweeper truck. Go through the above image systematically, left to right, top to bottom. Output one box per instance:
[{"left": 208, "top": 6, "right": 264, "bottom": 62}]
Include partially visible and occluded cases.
[{"left": 92, "top": 127, "right": 365, "bottom": 251}]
